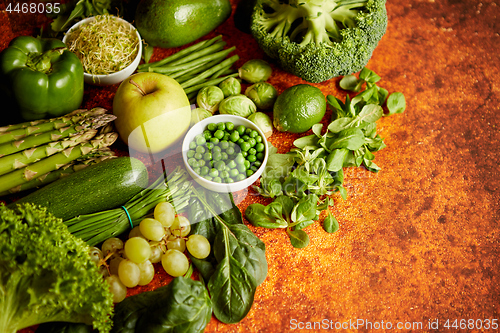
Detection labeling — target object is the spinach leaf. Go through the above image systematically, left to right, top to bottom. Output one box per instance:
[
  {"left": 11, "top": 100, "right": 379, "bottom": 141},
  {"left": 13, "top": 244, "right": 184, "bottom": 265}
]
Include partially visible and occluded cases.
[{"left": 111, "top": 277, "right": 212, "bottom": 333}]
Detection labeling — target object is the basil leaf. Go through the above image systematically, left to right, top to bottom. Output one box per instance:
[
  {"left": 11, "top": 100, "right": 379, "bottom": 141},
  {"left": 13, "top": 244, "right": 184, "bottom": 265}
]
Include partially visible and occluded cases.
[
  {"left": 386, "top": 92, "right": 406, "bottom": 114},
  {"left": 329, "top": 128, "right": 365, "bottom": 151},
  {"left": 325, "top": 148, "right": 349, "bottom": 172},
  {"left": 323, "top": 211, "right": 339, "bottom": 233},
  {"left": 287, "top": 229, "right": 310, "bottom": 248},
  {"left": 208, "top": 251, "right": 257, "bottom": 324}
]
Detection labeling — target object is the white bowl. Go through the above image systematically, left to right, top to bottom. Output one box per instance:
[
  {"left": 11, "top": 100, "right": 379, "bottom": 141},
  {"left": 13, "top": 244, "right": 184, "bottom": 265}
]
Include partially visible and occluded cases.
[
  {"left": 62, "top": 16, "right": 142, "bottom": 86},
  {"left": 182, "top": 115, "right": 269, "bottom": 193}
]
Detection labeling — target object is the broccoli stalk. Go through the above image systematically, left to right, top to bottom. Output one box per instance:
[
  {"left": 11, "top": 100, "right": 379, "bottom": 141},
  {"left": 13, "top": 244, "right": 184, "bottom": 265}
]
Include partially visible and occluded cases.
[
  {"left": 250, "top": 0, "right": 388, "bottom": 82},
  {"left": 0, "top": 203, "right": 113, "bottom": 333}
]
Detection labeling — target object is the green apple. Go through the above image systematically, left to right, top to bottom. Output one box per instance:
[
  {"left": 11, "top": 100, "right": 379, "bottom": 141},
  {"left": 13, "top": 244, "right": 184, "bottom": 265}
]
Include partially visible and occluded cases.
[{"left": 113, "top": 72, "right": 191, "bottom": 154}]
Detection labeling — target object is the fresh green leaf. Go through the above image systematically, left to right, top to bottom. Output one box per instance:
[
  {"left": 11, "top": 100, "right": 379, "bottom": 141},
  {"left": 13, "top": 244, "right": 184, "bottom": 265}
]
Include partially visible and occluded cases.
[
  {"left": 142, "top": 42, "right": 154, "bottom": 63},
  {"left": 359, "top": 67, "right": 381, "bottom": 84},
  {"left": 339, "top": 74, "right": 362, "bottom": 92},
  {"left": 386, "top": 92, "right": 406, "bottom": 114},
  {"left": 357, "top": 104, "right": 383, "bottom": 124},
  {"left": 327, "top": 117, "right": 354, "bottom": 133},
  {"left": 312, "top": 123, "right": 323, "bottom": 137},
  {"left": 329, "top": 128, "right": 365, "bottom": 151},
  {"left": 293, "top": 134, "right": 319, "bottom": 149},
  {"left": 325, "top": 148, "right": 349, "bottom": 172},
  {"left": 291, "top": 194, "right": 319, "bottom": 223},
  {"left": 274, "top": 195, "right": 295, "bottom": 219},
  {"left": 323, "top": 211, "right": 339, "bottom": 233},
  {"left": 287, "top": 229, "right": 310, "bottom": 248}
]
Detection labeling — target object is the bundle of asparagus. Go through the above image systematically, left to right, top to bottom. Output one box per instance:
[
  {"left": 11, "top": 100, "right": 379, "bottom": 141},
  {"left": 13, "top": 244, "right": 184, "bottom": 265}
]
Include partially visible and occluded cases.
[
  {"left": 137, "top": 35, "right": 239, "bottom": 100},
  {"left": 0, "top": 108, "right": 118, "bottom": 195}
]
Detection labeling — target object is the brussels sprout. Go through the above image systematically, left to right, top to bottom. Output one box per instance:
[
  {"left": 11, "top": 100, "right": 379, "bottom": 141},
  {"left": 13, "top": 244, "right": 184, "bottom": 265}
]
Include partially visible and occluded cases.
[
  {"left": 238, "top": 59, "right": 272, "bottom": 83},
  {"left": 219, "top": 77, "right": 242, "bottom": 97},
  {"left": 245, "top": 82, "right": 278, "bottom": 110},
  {"left": 196, "top": 86, "right": 224, "bottom": 114},
  {"left": 219, "top": 94, "right": 257, "bottom": 118},
  {"left": 191, "top": 108, "right": 212, "bottom": 126},
  {"left": 248, "top": 112, "right": 273, "bottom": 138}
]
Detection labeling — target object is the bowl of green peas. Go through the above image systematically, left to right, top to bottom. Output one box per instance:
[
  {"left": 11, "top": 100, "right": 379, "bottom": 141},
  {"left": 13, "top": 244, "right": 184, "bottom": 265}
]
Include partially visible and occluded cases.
[{"left": 181, "top": 114, "right": 269, "bottom": 193}]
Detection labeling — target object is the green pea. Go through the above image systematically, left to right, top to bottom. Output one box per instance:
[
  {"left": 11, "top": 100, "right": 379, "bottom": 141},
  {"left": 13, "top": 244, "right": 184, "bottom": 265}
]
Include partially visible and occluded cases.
[
  {"left": 217, "top": 122, "right": 226, "bottom": 131},
  {"left": 225, "top": 122, "right": 235, "bottom": 131},
  {"left": 207, "top": 123, "right": 217, "bottom": 131},
  {"left": 236, "top": 125, "right": 246, "bottom": 135},
  {"left": 245, "top": 127, "right": 253, "bottom": 135},
  {"left": 214, "top": 129, "right": 225, "bottom": 140},
  {"left": 203, "top": 130, "right": 212, "bottom": 140},
  {"left": 230, "top": 131, "right": 240, "bottom": 142},
  {"left": 223, "top": 133, "right": 231, "bottom": 141},
  {"left": 242, "top": 135, "right": 250, "bottom": 141},
  {"left": 255, "top": 135, "right": 263, "bottom": 143},
  {"left": 196, "top": 136, "right": 206, "bottom": 146},
  {"left": 210, "top": 137, "right": 219, "bottom": 144},
  {"left": 237, "top": 138, "right": 245, "bottom": 146},
  {"left": 248, "top": 138, "right": 256, "bottom": 147},
  {"left": 220, "top": 140, "right": 229, "bottom": 150},
  {"left": 189, "top": 141, "right": 197, "bottom": 149},
  {"left": 206, "top": 142, "right": 214, "bottom": 150},
  {"left": 240, "top": 142, "right": 251, "bottom": 152},
  {"left": 255, "top": 142, "right": 265, "bottom": 152},
  {"left": 196, "top": 145, "right": 206, "bottom": 154},
  {"left": 212, "top": 145, "right": 222, "bottom": 154},
  {"left": 226, "top": 146, "right": 235, "bottom": 155},
  {"left": 248, "top": 148, "right": 257, "bottom": 156},
  {"left": 187, "top": 150, "right": 195, "bottom": 158},
  {"left": 213, "top": 151, "right": 222, "bottom": 161},
  {"left": 241, "top": 151, "right": 248, "bottom": 158},
  {"left": 194, "top": 152, "right": 203, "bottom": 160},
  {"left": 204, "top": 152, "right": 212, "bottom": 160},
  {"left": 221, "top": 152, "right": 228, "bottom": 161},
  {"left": 256, "top": 152, "right": 264, "bottom": 161},
  {"left": 235, "top": 154, "right": 245, "bottom": 164},
  {"left": 247, "top": 154, "right": 257, "bottom": 163},
  {"left": 188, "top": 157, "right": 197, "bottom": 166},
  {"left": 198, "top": 159, "right": 206, "bottom": 167},
  {"left": 215, "top": 160, "right": 226, "bottom": 171},
  {"left": 227, "top": 160, "right": 237, "bottom": 169},
  {"left": 244, "top": 160, "right": 251, "bottom": 169},
  {"left": 253, "top": 160, "right": 262, "bottom": 168},
  {"left": 237, "top": 164, "right": 246, "bottom": 173},
  {"left": 250, "top": 165, "right": 258, "bottom": 172},
  {"left": 200, "top": 166, "right": 209, "bottom": 175},
  {"left": 194, "top": 167, "right": 201, "bottom": 174},
  {"left": 209, "top": 168, "right": 219, "bottom": 177},
  {"left": 229, "top": 168, "right": 239, "bottom": 177},
  {"left": 246, "top": 169, "right": 254, "bottom": 177},
  {"left": 220, "top": 170, "right": 230, "bottom": 179},
  {"left": 236, "top": 173, "right": 246, "bottom": 181},
  {"left": 205, "top": 175, "right": 213, "bottom": 181},
  {"left": 213, "top": 176, "right": 222, "bottom": 183},
  {"left": 225, "top": 178, "right": 235, "bottom": 183}
]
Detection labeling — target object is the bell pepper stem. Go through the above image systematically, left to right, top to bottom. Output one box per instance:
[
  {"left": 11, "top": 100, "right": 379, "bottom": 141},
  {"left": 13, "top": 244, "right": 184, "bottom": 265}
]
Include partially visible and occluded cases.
[{"left": 27, "top": 47, "right": 66, "bottom": 74}]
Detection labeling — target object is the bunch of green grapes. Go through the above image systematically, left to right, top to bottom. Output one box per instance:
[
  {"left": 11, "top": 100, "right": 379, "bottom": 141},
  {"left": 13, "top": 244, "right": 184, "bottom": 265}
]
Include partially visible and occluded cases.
[{"left": 90, "top": 201, "right": 211, "bottom": 303}]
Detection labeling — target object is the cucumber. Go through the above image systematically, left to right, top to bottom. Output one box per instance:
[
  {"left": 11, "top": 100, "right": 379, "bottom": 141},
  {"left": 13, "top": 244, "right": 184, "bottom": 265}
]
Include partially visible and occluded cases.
[{"left": 10, "top": 156, "right": 149, "bottom": 221}]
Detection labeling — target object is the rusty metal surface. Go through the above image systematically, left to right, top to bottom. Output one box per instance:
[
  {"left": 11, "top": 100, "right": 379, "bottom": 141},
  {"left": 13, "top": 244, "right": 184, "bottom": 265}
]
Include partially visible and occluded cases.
[{"left": 2, "top": 0, "right": 500, "bottom": 332}]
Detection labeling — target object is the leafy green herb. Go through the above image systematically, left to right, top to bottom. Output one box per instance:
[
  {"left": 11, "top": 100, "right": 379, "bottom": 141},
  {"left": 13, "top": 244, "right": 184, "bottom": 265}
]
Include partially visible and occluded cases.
[{"left": 249, "top": 67, "right": 405, "bottom": 247}]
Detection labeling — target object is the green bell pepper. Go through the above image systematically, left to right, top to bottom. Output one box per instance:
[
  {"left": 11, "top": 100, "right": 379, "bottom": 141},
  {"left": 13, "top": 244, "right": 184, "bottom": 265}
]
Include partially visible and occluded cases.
[{"left": 0, "top": 36, "right": 84, "bottom": 123}]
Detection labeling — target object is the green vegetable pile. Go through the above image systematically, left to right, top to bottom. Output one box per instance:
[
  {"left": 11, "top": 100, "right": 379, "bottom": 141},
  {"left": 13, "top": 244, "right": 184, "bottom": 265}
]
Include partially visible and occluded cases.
[
  {"left": 246, "top": 0, "right": 388, "bottom": 83},
  {"left": 246, "top": 68, "right": 405, "bottom": 247},
  {"left": 0, "top": 203, "right": 114, "bottom": 333}
]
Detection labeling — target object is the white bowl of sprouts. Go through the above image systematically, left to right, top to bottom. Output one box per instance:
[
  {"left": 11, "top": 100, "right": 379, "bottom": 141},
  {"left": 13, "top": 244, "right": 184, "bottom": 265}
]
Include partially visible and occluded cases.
[{"left": 63, "top": 15, "right": 142, "bottom": 86}]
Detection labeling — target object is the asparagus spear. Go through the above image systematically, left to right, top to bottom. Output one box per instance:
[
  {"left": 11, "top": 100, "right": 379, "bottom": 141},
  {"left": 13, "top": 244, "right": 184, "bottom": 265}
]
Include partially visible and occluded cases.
[
  {"left": 0, "top": 108, "right": 106, "bottom": 138},
  {"left": 0, "top": 113, "right": 116, "bottom": 157},
  {"left": 0, "top": 129, "right": 99, "bottom": 176},
  {"left": 0, "top": 132, "right": 118, "bottom": 193},
  {"left": 0, "top": 149, "right": 116, "bottom": 196}
]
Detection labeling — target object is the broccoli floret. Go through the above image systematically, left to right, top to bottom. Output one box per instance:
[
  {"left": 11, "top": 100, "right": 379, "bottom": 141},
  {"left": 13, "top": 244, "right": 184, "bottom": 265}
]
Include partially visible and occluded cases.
[
  {"left": 250, "top": 0, "right": 388, "bottom": 83},
  {"left": 0, "top": 203, "right": 113, "bottom": 333}
]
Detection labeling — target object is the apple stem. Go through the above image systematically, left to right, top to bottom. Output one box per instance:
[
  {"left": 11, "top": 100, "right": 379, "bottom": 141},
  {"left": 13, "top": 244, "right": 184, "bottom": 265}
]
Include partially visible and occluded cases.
[{"left": 129, "top": 79, "right": 147, "bottom": 96}]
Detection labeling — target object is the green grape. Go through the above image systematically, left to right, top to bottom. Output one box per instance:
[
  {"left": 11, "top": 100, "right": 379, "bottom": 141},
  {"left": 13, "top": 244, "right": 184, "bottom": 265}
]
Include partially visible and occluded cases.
[
  {"left": 154, "top": 201, "right": 176, "bottom": 228},
  {"left": 170, "top": 216, "right": 191, "bottom": 237},
  {"left": 139, "top": 218, "right": 166, "bottom": 242},
  {"left": 128, "top": 226, "right": 145, "bottom": 239},
  {"left": 186, "top": 234, "right": 211, "bottom": 259},
  {"left": 166, "top": 235, "right": 186, "bottom": 252},
  {"left": 101, "top": 237, "right": 124, "bottom": 258},
  {"left": 124, "top": 237, "right": 152, "bottom": 264},
  {"left": 149, "top": 243, "right": 163, "bottom": 264},
  {"left": 89, "top": 246, "right": 103, "bottom": 264},
  {"left": 161, "top": 249, "right": 189, "bottom": 277},
  {"left": 109, "top": 256, "right": 124, "bottom": 276},
  {"left": 118, "top": 259, "right": 141, "bottom": 288},
  {"left": 137, "top": 260, "right": 155, "bottom": 286},
  {"left": 105, "top": 274, "right": 127, "bottom": 303}
]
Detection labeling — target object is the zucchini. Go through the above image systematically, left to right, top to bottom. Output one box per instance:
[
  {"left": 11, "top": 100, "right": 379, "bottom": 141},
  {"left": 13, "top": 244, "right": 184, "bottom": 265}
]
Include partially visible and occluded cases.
[{"left": 10, "top": 156, "right": 148, "bottom": 221}]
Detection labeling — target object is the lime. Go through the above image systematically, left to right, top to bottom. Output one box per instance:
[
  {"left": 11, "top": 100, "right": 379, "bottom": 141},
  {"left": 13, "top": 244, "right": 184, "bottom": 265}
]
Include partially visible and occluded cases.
[{"left": 273, "top": 84, "right": 326, "bottom": 133}]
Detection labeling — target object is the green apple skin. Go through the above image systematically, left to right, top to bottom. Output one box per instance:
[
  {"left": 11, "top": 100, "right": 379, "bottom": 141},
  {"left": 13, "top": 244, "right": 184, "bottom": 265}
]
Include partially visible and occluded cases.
[{"left": 113, "top": 72, "right": 191, "bottom": 154}]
